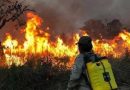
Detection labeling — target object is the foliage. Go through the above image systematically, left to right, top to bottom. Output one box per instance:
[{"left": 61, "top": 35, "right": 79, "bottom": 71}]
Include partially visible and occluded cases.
[
  {"left": 0, "top": 0, "right": 31, "bottom": 29},
  {"left": 81, "top": 19, "right": 123, "bottom": 39},
  {"left": 0, "top": 56, "right": 129, "bottom": 90},
  {"left": 110, "top": 56, "right": 130, "bottom": 87},
  {"left": 0, "top": 59, "right": 70, "bottom": 90}
]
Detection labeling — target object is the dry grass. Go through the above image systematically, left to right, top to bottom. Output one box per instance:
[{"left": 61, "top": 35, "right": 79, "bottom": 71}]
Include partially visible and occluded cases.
[{"left": 0, "top": 56, "right": 129, "bottom": 90}]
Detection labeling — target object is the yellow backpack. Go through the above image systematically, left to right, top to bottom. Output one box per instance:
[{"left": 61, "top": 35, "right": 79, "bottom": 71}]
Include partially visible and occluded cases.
[{"left": 84, "top": 55, "right": 118, "bottom": 90}]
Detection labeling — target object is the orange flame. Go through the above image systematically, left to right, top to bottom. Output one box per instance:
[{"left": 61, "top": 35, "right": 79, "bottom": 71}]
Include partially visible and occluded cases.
[{"left": 2, "top": 12, "right": 130, "bottom": 67}]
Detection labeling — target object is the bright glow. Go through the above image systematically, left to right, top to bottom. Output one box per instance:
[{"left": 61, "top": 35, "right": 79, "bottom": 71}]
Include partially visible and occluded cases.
[{"left": 2, "top": 12, "right": 130, "bottom": 67}]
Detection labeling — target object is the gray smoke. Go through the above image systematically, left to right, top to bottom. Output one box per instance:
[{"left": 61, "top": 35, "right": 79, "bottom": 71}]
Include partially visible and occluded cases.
[
  {"left": 1, "top": 0, "right": 130, "bottom": 40},
  {"left": 25, "top": 0, "right": 130, "bottom": 33}
]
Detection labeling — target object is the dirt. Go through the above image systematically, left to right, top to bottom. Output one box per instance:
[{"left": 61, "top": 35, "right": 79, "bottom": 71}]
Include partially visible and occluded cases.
[{"left": 119, "top": 86, "right": 130, "bottom": 90}]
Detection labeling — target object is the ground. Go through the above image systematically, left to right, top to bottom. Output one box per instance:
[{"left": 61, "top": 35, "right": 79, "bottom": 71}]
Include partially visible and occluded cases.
[{"left": 0, "top": 56, "right": 129, "bottom": 90}]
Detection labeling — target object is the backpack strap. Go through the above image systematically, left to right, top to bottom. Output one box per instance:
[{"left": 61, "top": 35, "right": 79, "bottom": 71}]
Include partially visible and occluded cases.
[
  {"left": 82, "top": 53, "right": 94, "bottom": 90},
  {"left": 82, "top": 53, "right": 104, "bottom": 90}
]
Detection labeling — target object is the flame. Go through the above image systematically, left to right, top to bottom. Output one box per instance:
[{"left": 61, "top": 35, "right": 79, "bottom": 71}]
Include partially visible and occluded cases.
[
  {"left": 2, "top": 12, "right": 130, "bottom": 67},
  {"left": 93, "top": 30, "right": 130, "bottom": 58},
  {"left": 3, "top": 33, "right": 18, "bottom": 49}
]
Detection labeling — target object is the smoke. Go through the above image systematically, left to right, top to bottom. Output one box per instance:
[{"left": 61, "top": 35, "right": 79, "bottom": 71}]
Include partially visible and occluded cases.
[
  {"left": 1, "top": 0, "right": 130, "bottom": 40},
  {"left": 25, "top": 0, "right": 130, "bottom": 33}
]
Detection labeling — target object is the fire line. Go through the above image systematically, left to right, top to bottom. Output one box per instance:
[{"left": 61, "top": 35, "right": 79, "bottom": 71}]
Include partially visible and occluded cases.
[{"left": 1, "top": 12, "right": 130, "bottom": 67}]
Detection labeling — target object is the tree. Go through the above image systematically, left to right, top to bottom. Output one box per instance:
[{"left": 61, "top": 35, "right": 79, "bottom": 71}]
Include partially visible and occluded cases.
[
  {"left": 0, "top": 0, "right": 31, "bottom": 29},
  {"left": 81, "top": 19, "right": 123, "bottom": 39},
  {"left": 81, "top": 19, "right": 106, "bottom": 39}
]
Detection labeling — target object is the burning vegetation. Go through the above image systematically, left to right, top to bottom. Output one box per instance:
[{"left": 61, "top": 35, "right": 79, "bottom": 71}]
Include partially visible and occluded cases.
[
  {"left": 0, "top": 1, "right": 130, "bottom": 90},
  {"left": 1, "top": 12, "right": 130, "bottom": 68}
]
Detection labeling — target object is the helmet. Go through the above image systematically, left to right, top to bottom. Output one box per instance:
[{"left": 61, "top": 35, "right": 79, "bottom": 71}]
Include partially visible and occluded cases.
[{"left": 77, "top": 36, "right": 92, "bottom": 45}]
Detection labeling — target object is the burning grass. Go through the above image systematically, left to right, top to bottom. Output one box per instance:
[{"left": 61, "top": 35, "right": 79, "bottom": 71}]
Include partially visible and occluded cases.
[
  {"left": 0, "top": 11, "right": 130, "bottom": 90},
  {"left": 2, "top": 12, "right": 130, "bottom": 67}
]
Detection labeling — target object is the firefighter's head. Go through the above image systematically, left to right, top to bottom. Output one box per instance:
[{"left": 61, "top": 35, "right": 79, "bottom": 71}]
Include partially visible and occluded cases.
[{"left": 77, "top": 36, "right": 93, "bottom": 53}]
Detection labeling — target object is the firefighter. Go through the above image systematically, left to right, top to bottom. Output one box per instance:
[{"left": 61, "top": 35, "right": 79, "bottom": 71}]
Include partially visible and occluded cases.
[
  {"left": 67, "top": 36, "right": 95, "bottom": 90},
  {"left": 0, "top": 41, "right": 4, "bottom": 60}
]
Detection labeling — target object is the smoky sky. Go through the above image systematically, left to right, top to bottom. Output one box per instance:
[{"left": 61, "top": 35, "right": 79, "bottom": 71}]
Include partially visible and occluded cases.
[
  {"left": 1, "top": 0, "right": 130, "bottom": 40},
  {"left": 26, "top": 0, "right": 130, "bottom": 28}
]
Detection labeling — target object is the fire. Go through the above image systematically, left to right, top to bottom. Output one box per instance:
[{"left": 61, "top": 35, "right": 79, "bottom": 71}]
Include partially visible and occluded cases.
[
  {"left": 1, "top": 12, "right": 130, "bottom": 67},
  {"left": 2, "top": 12, "right": 79, "bottom": 67},
  {"left": 93, "top": 30, "right": 130, "bottom": 58},
  {"left": 3, "top": 33, "right": 18, "bottom": 49}
]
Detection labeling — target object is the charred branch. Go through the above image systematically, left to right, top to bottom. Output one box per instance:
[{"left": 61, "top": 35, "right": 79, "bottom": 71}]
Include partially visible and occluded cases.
[{"left": 0, "top": 0, "right": 33, "bottom": 29}]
